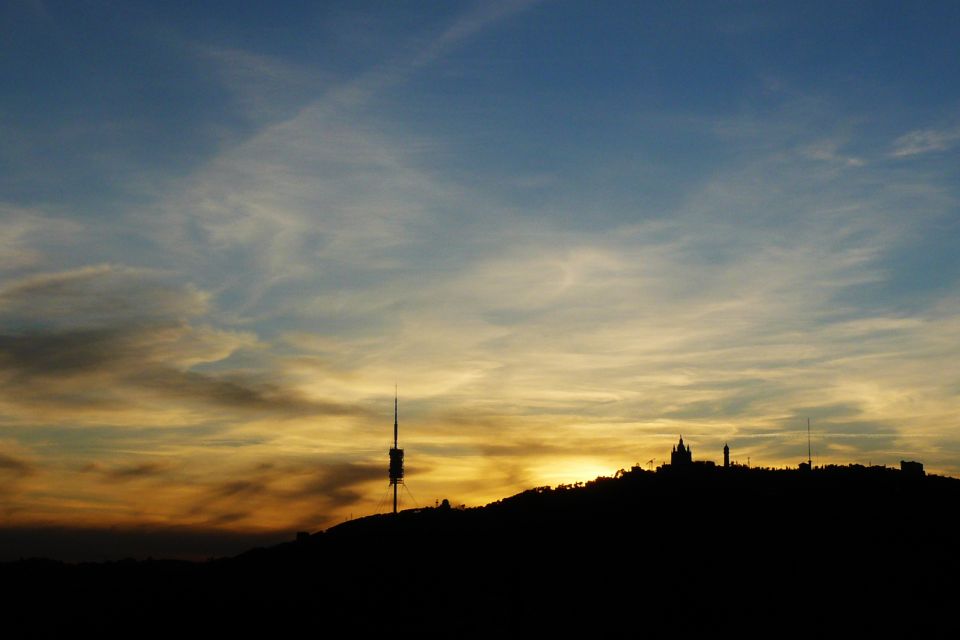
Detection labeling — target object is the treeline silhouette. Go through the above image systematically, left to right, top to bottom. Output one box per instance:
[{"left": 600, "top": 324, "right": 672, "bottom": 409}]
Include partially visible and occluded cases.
[{"left": 3, "top": 464, "right": 958, "bottom": 637}]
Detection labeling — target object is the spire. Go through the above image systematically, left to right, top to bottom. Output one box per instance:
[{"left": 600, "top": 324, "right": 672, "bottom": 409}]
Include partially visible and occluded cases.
[{"left": 388, "top": 385, "right": 404, "bottom": 515}]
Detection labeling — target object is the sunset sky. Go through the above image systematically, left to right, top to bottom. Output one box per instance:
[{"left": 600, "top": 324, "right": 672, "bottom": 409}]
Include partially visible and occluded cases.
[{"left": 2, "top": 1, "right": 959, "bottom": 558}]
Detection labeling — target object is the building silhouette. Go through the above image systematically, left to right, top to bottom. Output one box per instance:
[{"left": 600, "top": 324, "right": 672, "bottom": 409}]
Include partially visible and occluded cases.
[
  {"left": 661, "top": 437, "right": 725, "bottom": 471},
  {"left": 671, "top": 437, "right": 693, "bottom": 466},
  {"left": 900, "top": 460, "right": 924, "bottom": 477}
]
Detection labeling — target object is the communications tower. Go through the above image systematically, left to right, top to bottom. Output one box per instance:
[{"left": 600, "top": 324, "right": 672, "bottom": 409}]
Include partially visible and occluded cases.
[{"left": 388, "top": 389, "right": 404, "bottom": 514}]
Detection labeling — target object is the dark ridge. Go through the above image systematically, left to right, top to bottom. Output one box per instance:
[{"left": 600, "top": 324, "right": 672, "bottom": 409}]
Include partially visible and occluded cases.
[{"left": 3, "top": 464, "right": 959, "bottom": 636}]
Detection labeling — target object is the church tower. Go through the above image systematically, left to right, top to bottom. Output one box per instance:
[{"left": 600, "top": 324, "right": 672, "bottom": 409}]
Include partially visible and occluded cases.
[{"left": 670, "top": 436, "right": 692, "bottom": 466}]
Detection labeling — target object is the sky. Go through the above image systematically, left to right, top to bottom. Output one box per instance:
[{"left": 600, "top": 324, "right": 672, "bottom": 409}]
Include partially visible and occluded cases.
[{"left": 2, "top": 0, "right": 959, "bottom": 559}]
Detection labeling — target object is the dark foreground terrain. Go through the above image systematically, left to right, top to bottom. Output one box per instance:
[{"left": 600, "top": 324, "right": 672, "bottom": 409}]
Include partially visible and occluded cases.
[{"left": 4, "top": 464, "right": 959, "bottom": 637}]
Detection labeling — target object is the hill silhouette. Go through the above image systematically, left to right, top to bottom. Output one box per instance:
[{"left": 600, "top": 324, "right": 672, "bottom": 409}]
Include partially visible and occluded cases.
[{"left": 3, "top": 463, "right": 959, "bottom": 636}]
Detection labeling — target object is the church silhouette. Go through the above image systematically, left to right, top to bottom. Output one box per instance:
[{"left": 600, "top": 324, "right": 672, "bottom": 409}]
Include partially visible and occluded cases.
[
  {"left": 665, "top": 436, "right": 731, "bottom": 470},
  {"left": 670, "top": 436, "right": 693, "bottom": 466}
]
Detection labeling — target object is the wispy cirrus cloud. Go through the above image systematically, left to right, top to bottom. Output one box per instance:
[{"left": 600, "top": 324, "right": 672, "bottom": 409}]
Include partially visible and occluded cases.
[
  {"left": 310, "top": 0, "right": 542, "bottom": 111},
  {"left": 199, "top": 46, "right": 324, "bottom": 124},
  {"left": 890, "top": 126, "right": 960, "bottom": 157},
  {"left": 801, "top": 138, "right": 865, "bottom": 167},
  {"left": 0, "top": 205, "right": 83, "bottom": 273},
  {"left": 0, "top": 265, "right": 368, "bottom": 426},
  {"left": 0, "top": 450, "right": 35, "bottom": 478},
  {"left": 82, "top": 460, "right": 172, "bottom": 482},
  {"left": 185, "top": 460, "right": 390, "bottom": 531}
]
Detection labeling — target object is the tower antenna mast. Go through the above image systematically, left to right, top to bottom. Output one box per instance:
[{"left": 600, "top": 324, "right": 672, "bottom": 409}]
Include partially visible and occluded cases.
[
  {"left": 388, "top": 386, "right": 404, "bottom": 514},
  {"left": 807, "top": 417, "right": 812, "bottom": 469}
]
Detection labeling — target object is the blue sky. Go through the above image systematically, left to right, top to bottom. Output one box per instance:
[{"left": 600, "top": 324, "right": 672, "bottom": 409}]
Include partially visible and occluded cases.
[{"left": 1, "top": 0, "right": 959, "bottom": 550}]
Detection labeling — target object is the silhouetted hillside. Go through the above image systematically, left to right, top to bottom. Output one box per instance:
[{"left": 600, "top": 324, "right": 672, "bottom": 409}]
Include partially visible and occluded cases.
[{"left": 4, "top": 464, "right": 959, "bottom": 637}]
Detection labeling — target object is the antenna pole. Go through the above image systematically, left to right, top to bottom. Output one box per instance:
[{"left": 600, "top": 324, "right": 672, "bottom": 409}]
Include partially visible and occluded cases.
[
  {"left": 388, "top": 386, "right": 404, "bottom": 515},
  {"left": 807, "top": 418, "right": 812, "bottom": 469}
]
